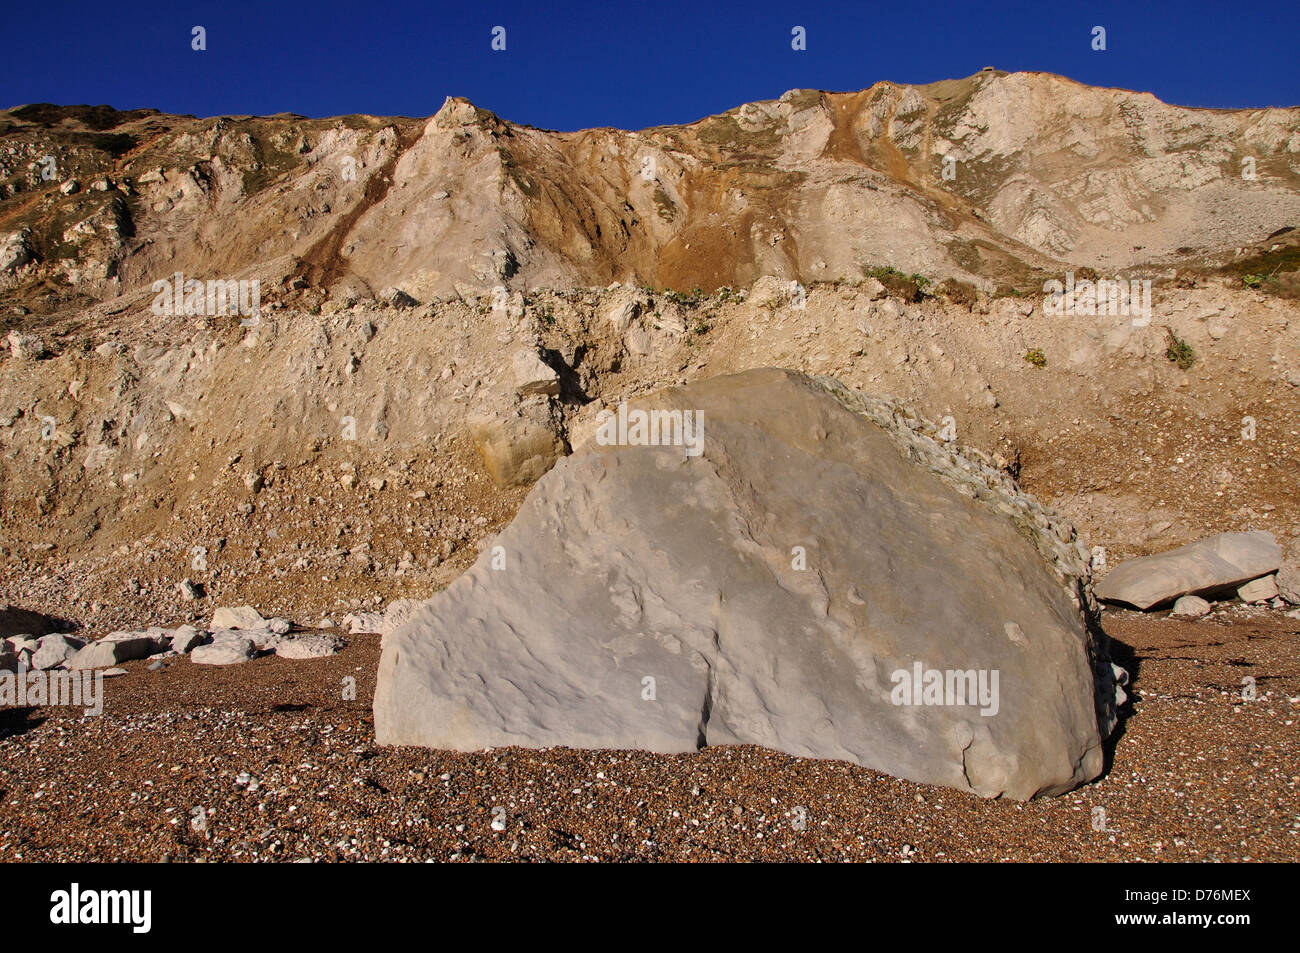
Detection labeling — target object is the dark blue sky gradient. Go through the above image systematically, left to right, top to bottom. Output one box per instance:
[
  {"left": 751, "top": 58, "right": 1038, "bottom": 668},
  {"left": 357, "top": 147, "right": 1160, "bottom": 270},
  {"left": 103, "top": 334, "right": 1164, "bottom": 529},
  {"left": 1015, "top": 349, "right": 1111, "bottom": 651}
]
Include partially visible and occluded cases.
[{"left": 4, "top": 1, "right": 1298, "bottom": 130}]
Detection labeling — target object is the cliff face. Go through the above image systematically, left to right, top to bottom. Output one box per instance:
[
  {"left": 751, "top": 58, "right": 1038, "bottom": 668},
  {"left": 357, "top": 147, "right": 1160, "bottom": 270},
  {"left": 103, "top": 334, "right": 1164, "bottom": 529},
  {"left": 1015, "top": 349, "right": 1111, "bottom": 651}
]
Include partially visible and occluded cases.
[{"left": 3, "top": 70, "right": 1298, "bottom": 314}]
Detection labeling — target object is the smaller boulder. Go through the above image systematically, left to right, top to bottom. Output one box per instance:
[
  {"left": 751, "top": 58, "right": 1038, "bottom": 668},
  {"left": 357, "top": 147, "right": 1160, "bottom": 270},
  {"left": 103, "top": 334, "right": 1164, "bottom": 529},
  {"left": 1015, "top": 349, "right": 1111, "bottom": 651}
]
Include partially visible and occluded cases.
[
  {"left": 0, "top": 230, "right": 34, "bottom": 273},
  {"left": 748, "top": 275, "right": 790, "bottom": 309},
  {"left": 380, "top": 286, "right": 418, "bottom": 308},
  {"left": 6, "top": 331, "right": 49, "bottom": 361},
  {"left": 512, "top": 349, "right": 560, "bottom": 397},
  {"left": 467, "top": 401, "right": 567, "bottom": 487},
  {"left": 1094, "top": 531, "right": 1282, "bottom": 610},
  {"left": 1277, "top": 558, "right": 1299, "bottom": 605},
  {"left": 1238, "top": 574, "right": 1279, "bottom": 604},
  {"left": 1171, "top": 595, "right": 1211, "bottom": 618},
  {"left": 211, "top": 606, "right": 265, "bottom": 630},
  {"left": 344, "top": 612, "right": 384, "bottom": 635},
  {"left": 169, "top": 625, "right": 208, "bottom": 654},
  {"left": 210, "top": 627, "right": 279, "bottom": 651},
  {"left": 244, "top": 629, "right": 284, "bottom": 652},
  {"left": 32, "top": 633, "right": 85, "bottom": 669},
  {"left": 68, "top": 633, "right": 156, "bottom": 669},
  {"left": 6, "top": 635, "right": 39, "bottom": 656},
  {"left": 275, "top": 635, "right": 342, "bottom": 660},
  {"left": 191, "top": 637, "right": 256, "bottom": 665}
]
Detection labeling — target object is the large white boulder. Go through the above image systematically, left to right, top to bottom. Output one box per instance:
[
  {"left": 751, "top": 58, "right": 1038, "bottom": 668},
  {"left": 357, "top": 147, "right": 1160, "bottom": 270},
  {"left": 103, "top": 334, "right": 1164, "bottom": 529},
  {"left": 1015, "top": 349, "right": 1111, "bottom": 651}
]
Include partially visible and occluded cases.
[{"left": 376, "top": 369, "right": 1120, "bottom": 800}]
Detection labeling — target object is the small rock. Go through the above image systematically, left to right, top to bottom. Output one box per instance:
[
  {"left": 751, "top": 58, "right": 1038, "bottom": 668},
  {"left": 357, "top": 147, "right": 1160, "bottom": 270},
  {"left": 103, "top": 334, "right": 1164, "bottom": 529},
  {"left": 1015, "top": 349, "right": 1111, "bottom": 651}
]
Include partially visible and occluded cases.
[
  {"left": 381, "top": 287, "right": 418, "bottom": 308},
  {"left": 6, "top": 331, "right": 48, "bottom": 360},
  {"left": 512, "top": 349, "right": 560, "bottom": 396},
  {"left": 1238, "top": 574, "right": 1279, "bottom": 604},
  {"left": 1171, "top": 594, "right": 1212, "bottom": 618},
  {"left": 211, "top": 605, "right": 265, "bottom": 629},
  {"left": 344, "top": 612, "right": 384, "bottom": 635},
  {"left": 169, "top": 625, "right": 208, "bottom": 654},
  {"left": 219, "top": 628, "right": 280, "bottom": 651},
  {"left": 31, "top": 633, "right": 85, "bottom": 670},
  {"left": 68, "top": 634, "right": 155, "bottom": 669},
  {"left": 275, "top": 635, "right": 343, "bottom": 659},
  {"left": 190, "top": 638, "right": 256, "bottom": 665}
]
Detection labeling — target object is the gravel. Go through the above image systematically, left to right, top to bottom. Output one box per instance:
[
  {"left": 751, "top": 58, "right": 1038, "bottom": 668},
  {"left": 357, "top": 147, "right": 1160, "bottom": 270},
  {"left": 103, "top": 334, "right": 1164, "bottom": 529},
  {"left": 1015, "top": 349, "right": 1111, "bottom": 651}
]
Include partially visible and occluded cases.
[{"left": 1, "top": 612, "right": 1296, "bottom": 862}]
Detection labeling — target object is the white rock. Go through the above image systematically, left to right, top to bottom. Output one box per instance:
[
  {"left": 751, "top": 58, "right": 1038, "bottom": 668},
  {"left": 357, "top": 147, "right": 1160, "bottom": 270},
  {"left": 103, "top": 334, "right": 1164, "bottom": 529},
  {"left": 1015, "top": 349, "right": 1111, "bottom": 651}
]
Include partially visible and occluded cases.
[
  {"left": 607, "top": 300, "right": 639, "bottom": 331},
  {"left": 6, "top": 331, "right": 47, "bottom": 360},
  {"left": 512, "top": 349, "right": 560, "bottom": 396},
  {"left": 376, "top": 368, "right": 1118, "bottom": 801},
  {"left": 1095, "top": 531, "right": 1282, "bottom": 610},
  {"left": 1238, "top": 574, "right": 1279, "bottom": 604},
  {"left": 1171, "top": 595, "right": 1211, "bottom": 618},
  {"left": 211, "top": 605, "right": 265, "bottom": 629},
  {"left": 345, "top": 612, "right": 384, "bottom": 635},
  {"left": 169, "top": 625, "right": 208, "bottom": 654},
  {"left": 215, "top": 628, "right": 279, "bottom": 651},
  {"left": 31, "top": 634, "right": 85, "bottom": 669},
  {"left": 68, "top": 635, "right": 155, "bottom": 669},
  {"left": 275, "top": 635, "right": 342, "bottom": 659},
  {"left": 191, "top": 638, "right": 256, "bottom": 665}
]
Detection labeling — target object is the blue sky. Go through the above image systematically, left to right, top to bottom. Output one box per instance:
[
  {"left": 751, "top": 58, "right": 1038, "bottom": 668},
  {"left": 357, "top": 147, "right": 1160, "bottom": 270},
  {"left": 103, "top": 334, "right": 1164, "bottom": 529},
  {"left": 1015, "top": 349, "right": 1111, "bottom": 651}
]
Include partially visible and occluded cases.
[{"left": 5, "top": 1, "right": 1298, "bottom": 129}]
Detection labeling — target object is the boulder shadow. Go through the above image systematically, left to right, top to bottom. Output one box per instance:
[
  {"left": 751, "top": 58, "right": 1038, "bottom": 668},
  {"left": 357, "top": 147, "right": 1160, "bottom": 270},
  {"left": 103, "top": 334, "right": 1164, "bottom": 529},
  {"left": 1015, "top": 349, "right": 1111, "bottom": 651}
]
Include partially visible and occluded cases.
[
  {"left": 1097, "top": 625, "right": 1141, "bottom": 779},
  {"left": 0, "top": 706, "right": 46, "bottom": 741}
]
